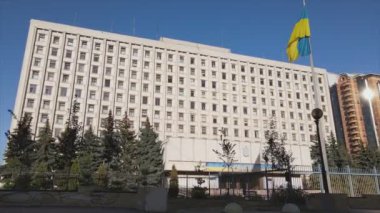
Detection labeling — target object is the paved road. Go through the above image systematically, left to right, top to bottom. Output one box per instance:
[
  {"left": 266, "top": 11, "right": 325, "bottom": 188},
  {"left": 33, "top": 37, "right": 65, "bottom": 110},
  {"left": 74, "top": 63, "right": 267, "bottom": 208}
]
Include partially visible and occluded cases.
[
  {"left": 1, "top": 206, "right": 379, "bottom": 213},
  {"left": 0, "top": 207, "right": 141, "bottom": 213}
]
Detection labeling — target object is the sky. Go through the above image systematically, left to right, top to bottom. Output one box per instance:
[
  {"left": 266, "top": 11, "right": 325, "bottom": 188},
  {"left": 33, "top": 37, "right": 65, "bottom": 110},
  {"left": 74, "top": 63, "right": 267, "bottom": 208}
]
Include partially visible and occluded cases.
[{"left": 0, "top": 0, "right": 379, "bottom": 163}]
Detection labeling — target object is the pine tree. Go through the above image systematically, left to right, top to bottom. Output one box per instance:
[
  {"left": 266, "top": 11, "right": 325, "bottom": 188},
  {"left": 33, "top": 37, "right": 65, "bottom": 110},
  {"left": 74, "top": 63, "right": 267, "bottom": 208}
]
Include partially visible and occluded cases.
[
  {"left": 57, "top": 100, "right": 80, "bottom": 170},
  {"left": 102, "top": 110, "right": 120, "bottom": 165},
  {"left": 4, "top": 113, "right": 35, "bottom": 189},
  {"left": 5, "top": 113, "right": 35, "bottom": 169},
  {"left": 118, "top": 113, "right": 138, "bottom": 188},
  {"left": 136, "top": 118, "right": 164, "bottom": 187},
  {"left": 33, "top": 120, "right": 57, "bottom": 171},
  {"left": 82, "top": 126, "right": 103, "bottom": 172},
  {"left": 326, "top": 132, "right": 349, "bottom": 168},
  {"left": 310, "top": 134, "right": 321, "bottom": 167},
  {"left": 353, "top": 143, "right": 380, "bottom": 170},
  {"left": 68, "top": 159, "right": 80, "bottom": 191},
  {"left": 31, "top": 161, "right": 51, "bottom": 190},
  {"left": 94, "top": 162, "right": 108, "bottom": 189},
  {"left": 168, "top": 165, "right": 179, "bottom": 197}
]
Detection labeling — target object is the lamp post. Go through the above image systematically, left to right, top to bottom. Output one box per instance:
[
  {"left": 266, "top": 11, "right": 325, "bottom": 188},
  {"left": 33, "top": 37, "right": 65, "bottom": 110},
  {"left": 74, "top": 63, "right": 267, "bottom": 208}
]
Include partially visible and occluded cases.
[{"left": 312, "top": 108, "right": 329, "bottom": 194}]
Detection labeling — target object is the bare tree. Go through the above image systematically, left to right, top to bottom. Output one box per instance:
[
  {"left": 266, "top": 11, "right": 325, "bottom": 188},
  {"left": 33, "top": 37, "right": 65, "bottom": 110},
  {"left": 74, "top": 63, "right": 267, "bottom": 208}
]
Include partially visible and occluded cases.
[
  {"left": 263, "top": 119, "right": 294, "bottom": 189},
  {"left": 213, "top": 128, "right": 237, "bottom": 195}
]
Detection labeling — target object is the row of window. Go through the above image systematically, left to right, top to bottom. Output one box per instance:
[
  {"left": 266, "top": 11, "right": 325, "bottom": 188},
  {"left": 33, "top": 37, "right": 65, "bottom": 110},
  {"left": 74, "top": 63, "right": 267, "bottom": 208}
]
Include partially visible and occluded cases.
[{"left": 36, "top": 33, "right": 325, "bottom": 83}]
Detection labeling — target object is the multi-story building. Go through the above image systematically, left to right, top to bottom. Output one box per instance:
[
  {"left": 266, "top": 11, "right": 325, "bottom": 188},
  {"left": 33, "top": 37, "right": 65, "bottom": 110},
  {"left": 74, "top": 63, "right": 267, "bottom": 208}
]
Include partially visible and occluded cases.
[
  {"left": 12, "top": 19, "right": 335, "bottom": 174},
  {"left": 334, "top": 74, "right": 380, "bottom": 154}
]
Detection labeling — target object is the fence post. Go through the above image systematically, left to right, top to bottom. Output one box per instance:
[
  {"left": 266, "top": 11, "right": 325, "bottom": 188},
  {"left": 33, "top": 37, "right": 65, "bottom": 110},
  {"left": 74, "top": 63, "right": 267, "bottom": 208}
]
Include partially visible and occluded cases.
[
  {"left": 318, "top": 164, "right": 324, "bottom": 193},
  {"left": 347, "top": 165, "right": 354, "bottom": 197},
  {"left": 373, "top": 167, "right": 380, "bottom": 195},
  {"left": 186, "top": 174, "right": 188, "bottom": 198}
]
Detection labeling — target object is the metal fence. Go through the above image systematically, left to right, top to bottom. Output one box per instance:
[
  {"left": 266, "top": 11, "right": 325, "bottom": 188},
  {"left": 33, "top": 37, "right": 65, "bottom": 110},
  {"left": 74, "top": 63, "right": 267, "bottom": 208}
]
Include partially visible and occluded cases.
[{"left": 173, "top": 165, "right": 380, "bottom": 199}]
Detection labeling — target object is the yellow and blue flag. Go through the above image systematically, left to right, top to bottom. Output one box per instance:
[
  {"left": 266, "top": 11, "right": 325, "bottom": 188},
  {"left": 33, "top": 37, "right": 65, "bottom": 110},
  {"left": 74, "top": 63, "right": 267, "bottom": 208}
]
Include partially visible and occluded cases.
[{"left": 286, "top": 8, "right": 311, "bottom": 62}]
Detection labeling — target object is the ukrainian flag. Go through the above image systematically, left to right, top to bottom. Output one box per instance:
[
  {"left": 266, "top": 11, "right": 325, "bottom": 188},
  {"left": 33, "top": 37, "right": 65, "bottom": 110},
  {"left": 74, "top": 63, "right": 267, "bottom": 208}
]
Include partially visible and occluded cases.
[{"left": 286, "top": 8, "right": 311, "bottom": 62}]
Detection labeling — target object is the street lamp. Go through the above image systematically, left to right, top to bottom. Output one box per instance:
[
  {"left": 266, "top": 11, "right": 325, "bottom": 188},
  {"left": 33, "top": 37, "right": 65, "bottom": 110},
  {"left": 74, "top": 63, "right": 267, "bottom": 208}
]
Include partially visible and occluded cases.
[{"left": 312, "top": 108, "right": 330, "bottom": 194}]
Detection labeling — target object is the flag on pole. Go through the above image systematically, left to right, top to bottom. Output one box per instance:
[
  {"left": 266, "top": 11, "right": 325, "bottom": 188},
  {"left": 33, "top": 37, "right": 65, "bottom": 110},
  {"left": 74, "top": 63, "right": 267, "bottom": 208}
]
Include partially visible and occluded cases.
[{"left": 286, "top": 8, "right": 311, "bottom": 62}]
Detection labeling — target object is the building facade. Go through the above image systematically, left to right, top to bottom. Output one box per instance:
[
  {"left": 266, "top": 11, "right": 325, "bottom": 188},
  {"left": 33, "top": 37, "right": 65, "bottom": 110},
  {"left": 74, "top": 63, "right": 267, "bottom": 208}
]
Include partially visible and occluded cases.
[
  {"left": 12, "top": 20, "right": 336, "bottom": 173},
  {"left": 335, "top": 74, "right": 380, "bottom": 154}
]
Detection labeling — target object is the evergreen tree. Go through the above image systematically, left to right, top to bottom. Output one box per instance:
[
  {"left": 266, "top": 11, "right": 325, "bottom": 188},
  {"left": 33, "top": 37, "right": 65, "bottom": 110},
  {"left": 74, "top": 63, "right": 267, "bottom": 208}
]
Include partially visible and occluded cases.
[
  {"left": 57, "top": 100, "right": 80, "bottom": 170},
  {"left": 102, "top": 110, "right": 120, "bottom": 165},
  {"left": 4, "top": 113, "right": 35, "bottom": 189},
  {"left": 5, "top": 113, "right": 35, "bottom": 169},
  {"left": 118, "top": 113, "right": 138, "bottom": 188},
  {"left": 136, "top": 118, "right": 164, "bottom": 186},
  {"left": 33, "top": 120, "right": 57, "bottom": 171},
  {"left": 81, "top": 126, "right": 103, "bottom": 172},
  {"left": 326, "top": 132, "right": 349, "bottom": 168},
  {"left": 310, "top": 134, "right": 321, "bottom": 167},
  {"left": 353, "top": 143, "right": 380, "bottom": 170},
  {"left": 68, "top": 159, "right": 80, "bottom": 191},
  {"left": 31, "top": 161, "right": 51, "bottom": 190},
  {"left": 94, "top": 162, "right": 108, "bottom": 189},
  {"left": 168, "top": 165, "right": 179, "bottom": 197}
]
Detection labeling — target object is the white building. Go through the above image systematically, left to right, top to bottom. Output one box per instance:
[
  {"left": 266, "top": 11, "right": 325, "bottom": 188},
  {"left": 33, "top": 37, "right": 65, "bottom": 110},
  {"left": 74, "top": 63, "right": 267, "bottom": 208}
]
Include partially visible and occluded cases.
[{"left": 12, "top": 19, "right": 335, "bottom": 174}]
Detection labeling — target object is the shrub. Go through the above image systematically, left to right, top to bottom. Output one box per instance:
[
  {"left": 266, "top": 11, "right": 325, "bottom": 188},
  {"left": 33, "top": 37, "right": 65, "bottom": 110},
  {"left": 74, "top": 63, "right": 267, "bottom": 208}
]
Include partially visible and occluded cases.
[
  {"left": 168, "top": 165, "right": 179, "bottom": 198},
  {"left": 191, "top": 186, "right": 207, "bottom": 199},
  {"left": 270, "top": 187, "right": 307, "bottom": 204}
]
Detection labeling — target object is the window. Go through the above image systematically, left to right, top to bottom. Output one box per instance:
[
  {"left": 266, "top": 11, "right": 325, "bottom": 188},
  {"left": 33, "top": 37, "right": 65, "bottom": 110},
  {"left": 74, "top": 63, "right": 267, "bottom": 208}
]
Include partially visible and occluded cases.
[
  {"left": 38, "top": 33, "right": 46, "bottom": 42},
  {"left": 52, "top": 36, "right": 59, "bottom": 44},
  {"left": 67, "top": 38, "right": 74, "bottom": 46},
  {"left": 81, "top": 40, "right": 88, "bottom": 48},
  {"left": 94, "top": 42, "right": 101, "bottom": 50},
  {"left": 108, "top": 44, "right": 114, "bottom": 53},
  {"left": 36, "top": 45, "right": 43, "bottom": 54},
  {"left": 131, "top": 48, "right": 138, "bottom": 56},
  {"left": 65, "top": 50, "right": 72, "bottom": 58},
  {"left": 79, "top": 52, "right": 86, "bottom": 60},
  {"left": 93, "top": 54, "right": 100, "bottom": 62},
  {"left": 107, "top": 56, "right": 113, "bottom": 64},
  {"left": 34, "top": 58, "right": 41, "bottom": 67},
  {"left": 49, "top": 60, "right": 56, "bottom": 69},
  {"left": 64, "top": 62, "right": 70, "bottom": 70},
  {"left": 78, "top": 64, "right": 85, "bottom": 72},
  {"left": 92, "top": 65, "right": 98, "bottom": 74},
  {"left": 31, "top": 70, "right": 39, "bottom": 79},
  {"left": 62, "top": 74, "right": 69, "bottom": 83},
  {"left": 91, "top": 77, "right": 97, "bottom": 86},
  {"left": 104, "top": 79, "right": 110, "bottom": 87},
  {"left": 201, "top": 80, "right": 206, "bottom": 87},
  {"left": 29, "top": 84, "right": 37, "bottom": 93},
  {"left": 44, "top": 86, "right": 52, "bottom": 95},
  {"left": 60, "top": 87, "right": 67, "bottom": 97},
  {"left": 75, "top": 89, "right": 81, "bottom": 98},
  {"left": 89, "top": 90, "right": 96, "bottom": 99},
  {"left": 103, "top": 92, "right": 110, "bottom": 101},
  {"left": 116, "top": 93, "right": 122, "bottom": 102},
  {"left": 142, "top": 96, "right": 148, "bottom": 104},
  {"left": 155, "top": 98, "right": 160, "bottom": 106},
  {"left": 26, "top": 99, "right": 34, "bottom": 108},
  {"left": 42, "top": 100, "right": 50, "bottom": 109},
  {"left": 58, "top": 102, "right": 65, "bottom": 111},
  {"left": 102, "top": 106, "right": 108, "bottom": 114},
  {"left": 116, "top": 107, "right": 122, "bottom": 116},
  {"left": 129, "top": 108, "right": 135, "bottom": 117},
  {"left": 40, "top": 114, "right": 48, "bottom": 123},
  {"left": 56, "top": 115, "right": 63, "bottom": 124},
  {"left": 86, "top": 117, "right": 93, "bottom": 126},
  {"left": 190, "top": 125, "right": 195, "bottom": 134}
]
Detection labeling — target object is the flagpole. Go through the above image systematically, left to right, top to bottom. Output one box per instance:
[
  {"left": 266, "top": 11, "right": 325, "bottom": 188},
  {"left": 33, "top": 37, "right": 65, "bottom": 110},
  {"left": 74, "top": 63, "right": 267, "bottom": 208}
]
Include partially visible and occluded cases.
[{"left": 303, "top": 0, "right": 331, "bottom": 193}]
